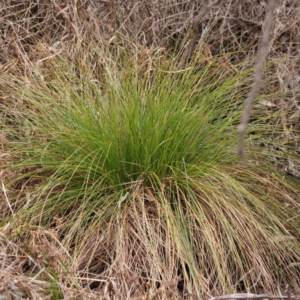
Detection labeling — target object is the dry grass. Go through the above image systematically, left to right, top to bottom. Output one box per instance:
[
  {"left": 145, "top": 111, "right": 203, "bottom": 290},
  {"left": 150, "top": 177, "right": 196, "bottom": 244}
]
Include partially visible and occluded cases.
[{"left": 1, "top": 1, "right": 300, "bottom": 299}]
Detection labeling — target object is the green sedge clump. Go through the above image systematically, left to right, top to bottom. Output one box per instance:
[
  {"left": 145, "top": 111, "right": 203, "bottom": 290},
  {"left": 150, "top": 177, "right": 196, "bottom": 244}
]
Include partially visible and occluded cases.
[{"left": 1, "top": 44, "right": 300, "bottom": 296}]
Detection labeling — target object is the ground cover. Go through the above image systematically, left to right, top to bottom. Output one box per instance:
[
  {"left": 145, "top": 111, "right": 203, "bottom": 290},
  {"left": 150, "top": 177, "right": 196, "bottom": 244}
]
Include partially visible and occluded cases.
[{"left": 0, "top": 1, "right": 300, "bottom": 299}]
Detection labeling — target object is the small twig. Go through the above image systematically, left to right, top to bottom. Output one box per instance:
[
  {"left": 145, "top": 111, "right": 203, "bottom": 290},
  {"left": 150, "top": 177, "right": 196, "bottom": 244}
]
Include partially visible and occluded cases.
[
  {"left": 237, "top": 0, "right": 278, "bottom": 162},
  {"left": 179, "top": 1, "right": 210, "bottom": 68},
  {"left": 287, "top": 286, "right": 292, "bottom": 300},
  {"left": 210, "top": 293, "right": 300, "bottom": 300}
]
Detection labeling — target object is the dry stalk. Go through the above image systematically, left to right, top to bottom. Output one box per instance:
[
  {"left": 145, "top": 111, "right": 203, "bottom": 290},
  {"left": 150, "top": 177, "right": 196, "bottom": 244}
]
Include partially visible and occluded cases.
[{"left": 237, "top": 0, "right": 278, "bottom": 162}]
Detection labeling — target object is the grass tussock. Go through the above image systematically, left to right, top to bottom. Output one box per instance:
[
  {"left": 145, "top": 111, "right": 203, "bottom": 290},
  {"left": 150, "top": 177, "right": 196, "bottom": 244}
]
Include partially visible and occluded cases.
[{"left": 0, "top": 39, "right": 300, "bottom": 299}]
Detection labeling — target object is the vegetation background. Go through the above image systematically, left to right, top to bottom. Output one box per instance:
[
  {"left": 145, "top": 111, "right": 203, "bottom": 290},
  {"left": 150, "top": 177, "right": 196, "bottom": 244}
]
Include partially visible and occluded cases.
[{"left": 0, "top": 0, "right": 300, "bottom": 299}]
